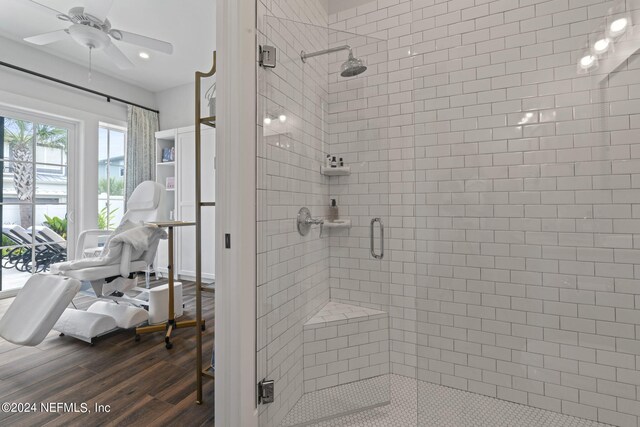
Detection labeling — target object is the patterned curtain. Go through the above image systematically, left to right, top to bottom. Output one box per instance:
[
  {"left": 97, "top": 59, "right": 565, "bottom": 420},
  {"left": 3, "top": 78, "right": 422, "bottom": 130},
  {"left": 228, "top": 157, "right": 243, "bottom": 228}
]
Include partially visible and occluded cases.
[{"left": 125, "top": 105, "right": 158, "bottom": 207}]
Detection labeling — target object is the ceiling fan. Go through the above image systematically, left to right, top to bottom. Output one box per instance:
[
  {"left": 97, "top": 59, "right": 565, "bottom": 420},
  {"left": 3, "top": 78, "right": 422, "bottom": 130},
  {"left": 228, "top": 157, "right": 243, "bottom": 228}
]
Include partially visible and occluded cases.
[{"left": 23, "top": 0, "right": 173, "bottom": 70}]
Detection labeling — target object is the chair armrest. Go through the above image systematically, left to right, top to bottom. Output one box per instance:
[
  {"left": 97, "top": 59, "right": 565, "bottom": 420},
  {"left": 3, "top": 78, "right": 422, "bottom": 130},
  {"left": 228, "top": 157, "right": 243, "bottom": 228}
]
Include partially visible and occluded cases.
[
  {"left": 76, "top": 229, "right": 113, "bottom": 260},
  {"left": 120, "top": 243, "right": 133, "bottom": 278}
]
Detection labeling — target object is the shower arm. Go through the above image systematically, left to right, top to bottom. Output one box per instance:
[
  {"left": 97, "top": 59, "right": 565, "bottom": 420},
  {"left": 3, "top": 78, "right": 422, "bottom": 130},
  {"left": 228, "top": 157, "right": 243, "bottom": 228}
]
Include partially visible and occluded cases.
[{"left": 301, "top": 45, "right": 352, "bottom": 63}]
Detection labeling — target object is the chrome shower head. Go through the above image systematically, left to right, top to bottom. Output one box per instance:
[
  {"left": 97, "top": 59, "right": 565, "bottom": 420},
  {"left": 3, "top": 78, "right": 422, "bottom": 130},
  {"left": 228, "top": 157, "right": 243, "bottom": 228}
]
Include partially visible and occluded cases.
[
  {"left": 300, "top": 45, "right": 367, "bottom": 78},
  {"left": 340, "top": 52, "right": 367, "bottom": 77}
]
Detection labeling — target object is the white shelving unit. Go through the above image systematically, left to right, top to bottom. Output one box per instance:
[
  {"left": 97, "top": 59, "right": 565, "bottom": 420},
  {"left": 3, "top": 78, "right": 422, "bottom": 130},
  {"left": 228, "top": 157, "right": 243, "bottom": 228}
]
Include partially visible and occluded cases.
[
  {"left": 154, "top": 127, "right": 215, "bottom": 282},
  {"left": 155, "top": 129, "right": 177, "bottom": 277}
]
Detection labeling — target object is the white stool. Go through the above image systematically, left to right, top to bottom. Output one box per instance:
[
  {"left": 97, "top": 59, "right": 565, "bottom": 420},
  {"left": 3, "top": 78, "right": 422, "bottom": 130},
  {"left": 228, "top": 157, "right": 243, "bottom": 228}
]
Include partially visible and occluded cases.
[{"left": 148, "top": 282, "right": 184, "bottom": 324}]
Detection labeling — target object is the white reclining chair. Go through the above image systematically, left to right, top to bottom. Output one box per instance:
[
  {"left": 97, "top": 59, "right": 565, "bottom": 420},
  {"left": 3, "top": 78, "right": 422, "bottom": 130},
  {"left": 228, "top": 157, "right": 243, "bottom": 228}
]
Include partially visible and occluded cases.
[
  {"left": 74, "top": 180, "right": 167, "bottom": 292},
  {"left": 46, "top": 181, "right": 168, "bottom": 344}
]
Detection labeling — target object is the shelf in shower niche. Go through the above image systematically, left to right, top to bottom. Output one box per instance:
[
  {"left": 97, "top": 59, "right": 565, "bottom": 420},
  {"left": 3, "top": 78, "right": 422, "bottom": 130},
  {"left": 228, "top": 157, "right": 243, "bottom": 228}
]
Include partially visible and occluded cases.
[
  {"left": 321, "top": 166, "right": 350, "bottom": 176},
  {"left": 322, "top": 219, "right": 351, "bottom": 230}
]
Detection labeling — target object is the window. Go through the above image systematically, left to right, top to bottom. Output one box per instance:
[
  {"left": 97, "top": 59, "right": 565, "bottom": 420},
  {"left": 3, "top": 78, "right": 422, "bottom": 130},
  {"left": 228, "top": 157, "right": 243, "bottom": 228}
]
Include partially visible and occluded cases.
[
  {"left": 1, "top": 114, "right": 71, "bottom": 292},
  {"left": 98, "top": 125, "right": 126, "bottom": 230}
]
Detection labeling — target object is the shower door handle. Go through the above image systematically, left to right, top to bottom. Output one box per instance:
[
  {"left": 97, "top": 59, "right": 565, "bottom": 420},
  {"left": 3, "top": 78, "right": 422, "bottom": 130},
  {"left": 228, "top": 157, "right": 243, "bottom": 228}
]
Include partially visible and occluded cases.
[{"left": 370, "top": 218, "right": 384, "bottom": 260}]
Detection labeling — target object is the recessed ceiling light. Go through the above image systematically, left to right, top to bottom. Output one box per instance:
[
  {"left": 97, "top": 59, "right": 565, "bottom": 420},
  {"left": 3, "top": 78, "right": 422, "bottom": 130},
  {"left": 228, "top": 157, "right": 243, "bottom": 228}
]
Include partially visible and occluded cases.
[
  {"left": 610, "top": 18, "right": 628, "bottom": 37},
  {"left": 593, "top": 38, "right": 610, "bottom": 54},
  {"left": 139, "top": 51, "right": 150, "bottom": 59},
  {"left": 279, "top": 114, "right": 287, "bottom": 123},
  {"left": 263, "top": 117, "right": 271, "bottom": 125}
]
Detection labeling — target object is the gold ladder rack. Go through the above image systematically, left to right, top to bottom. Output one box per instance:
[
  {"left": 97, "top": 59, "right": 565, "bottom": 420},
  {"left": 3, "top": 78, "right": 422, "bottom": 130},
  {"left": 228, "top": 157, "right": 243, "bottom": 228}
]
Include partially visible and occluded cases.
[{"left": 194, "top": 51, "right": 217, "bottom": 404}]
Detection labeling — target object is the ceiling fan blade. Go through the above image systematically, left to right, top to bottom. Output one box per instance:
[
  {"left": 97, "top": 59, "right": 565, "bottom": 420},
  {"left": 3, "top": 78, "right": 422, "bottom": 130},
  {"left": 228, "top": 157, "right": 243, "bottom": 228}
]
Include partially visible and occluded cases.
[
  {"left": 27, "top": 0, "right": 65, "bottom": 16},
  {"left": 83, "top": 0, "right": 114, "bottom": 22},
  {"left": 24, "top": 29, "right": 69, "bottom": 45},
  {"left": 114, "top": 30, "right": 173, "bottom": 54},
  {"left": 104, "top": 42, "right": 134, "bottom": 70}
]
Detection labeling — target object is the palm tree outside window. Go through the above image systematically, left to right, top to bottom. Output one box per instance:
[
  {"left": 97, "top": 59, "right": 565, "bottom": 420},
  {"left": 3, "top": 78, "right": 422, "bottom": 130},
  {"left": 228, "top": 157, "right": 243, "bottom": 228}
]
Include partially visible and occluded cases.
[
  {"left": 1, "top": 115, "right": 69, "bottom": 292},
  {"left": 3, "top": 119, "right": 67, "bottom": 227}
]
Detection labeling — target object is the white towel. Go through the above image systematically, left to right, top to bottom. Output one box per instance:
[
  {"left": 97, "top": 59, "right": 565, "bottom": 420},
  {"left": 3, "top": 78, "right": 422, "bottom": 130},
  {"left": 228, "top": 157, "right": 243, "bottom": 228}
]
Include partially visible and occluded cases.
[{"left": 56, "top": 225, "right": 167, "bottom": 272}]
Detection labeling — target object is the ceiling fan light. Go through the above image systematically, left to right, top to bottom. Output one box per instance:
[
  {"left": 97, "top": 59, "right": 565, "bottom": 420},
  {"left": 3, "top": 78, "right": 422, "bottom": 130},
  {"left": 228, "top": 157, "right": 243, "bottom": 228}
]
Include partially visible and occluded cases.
[{"left": 68, "top": 24, "right": 110, "bottom": 50}]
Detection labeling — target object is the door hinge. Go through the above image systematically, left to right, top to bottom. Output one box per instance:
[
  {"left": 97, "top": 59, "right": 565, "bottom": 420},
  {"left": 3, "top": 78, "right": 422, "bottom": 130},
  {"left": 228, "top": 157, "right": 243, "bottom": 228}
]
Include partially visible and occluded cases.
[
  {"left": 259, "top": 45, "right": 277, "bottom": 68},
  {"left": 258, "top": 378, "right": 274, "bottom": 404}
]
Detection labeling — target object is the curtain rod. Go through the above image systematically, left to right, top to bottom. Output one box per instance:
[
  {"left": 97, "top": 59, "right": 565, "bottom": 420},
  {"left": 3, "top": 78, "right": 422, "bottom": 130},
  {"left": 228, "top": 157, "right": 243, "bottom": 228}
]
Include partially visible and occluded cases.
[{"left": 0, "top": 60, "right": 160, "bottom": 115}]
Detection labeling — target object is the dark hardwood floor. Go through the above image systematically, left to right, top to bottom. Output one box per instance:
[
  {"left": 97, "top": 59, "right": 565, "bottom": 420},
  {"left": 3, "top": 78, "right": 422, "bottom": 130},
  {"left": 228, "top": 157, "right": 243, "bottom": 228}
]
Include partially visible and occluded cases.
[{"left": 0, "top": 278, "right": 215, "bottom": 426}]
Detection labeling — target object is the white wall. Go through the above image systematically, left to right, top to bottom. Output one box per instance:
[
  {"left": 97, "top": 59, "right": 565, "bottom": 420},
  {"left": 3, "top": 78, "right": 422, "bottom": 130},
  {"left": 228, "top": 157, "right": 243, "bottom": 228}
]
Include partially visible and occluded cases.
[
  {"left": 0, "top": 35, "right": 157, "bottom": 251},
  {"left": 155, "top": 81, "right": 212, "bottom": 130},
  {"left": 156, "top": 83, "right": 193, "bottom": 130}
]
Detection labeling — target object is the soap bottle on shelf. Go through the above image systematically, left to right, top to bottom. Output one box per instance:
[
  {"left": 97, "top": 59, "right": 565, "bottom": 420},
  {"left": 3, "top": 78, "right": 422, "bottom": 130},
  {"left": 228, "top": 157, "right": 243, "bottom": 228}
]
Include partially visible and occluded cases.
[
  {"left": 326, "top": 154, "right": 331, "bottom": 168},
  {"left": 331, "top": 156, "right": 337, "bottom": 168},
  {"left": 339, "top": 157, "right": 344, "bottom": 167},
  {"left": 328, "top": 199, "right": 338, "bottom": 222}
]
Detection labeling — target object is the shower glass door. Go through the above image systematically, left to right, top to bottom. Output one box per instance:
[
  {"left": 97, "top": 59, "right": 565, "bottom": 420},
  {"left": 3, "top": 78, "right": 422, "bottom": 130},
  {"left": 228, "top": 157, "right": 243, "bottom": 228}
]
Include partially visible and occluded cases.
[{"left": 256, "top": 13, "right": 391, "bottom": 427}]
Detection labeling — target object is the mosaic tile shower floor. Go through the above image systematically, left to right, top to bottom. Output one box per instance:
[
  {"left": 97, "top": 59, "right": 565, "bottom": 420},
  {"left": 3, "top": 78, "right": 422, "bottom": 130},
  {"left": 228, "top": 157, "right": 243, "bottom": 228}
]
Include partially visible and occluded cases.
[
  {"left": 282, "top": 375, "right": 610, "bottom": 427},
  {"left": 281, "top": 376, "right": 390, "bottom": 427}
]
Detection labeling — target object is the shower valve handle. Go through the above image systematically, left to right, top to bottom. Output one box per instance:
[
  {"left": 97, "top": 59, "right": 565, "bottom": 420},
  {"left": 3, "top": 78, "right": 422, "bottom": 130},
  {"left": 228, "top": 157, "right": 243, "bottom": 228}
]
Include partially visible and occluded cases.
[{"left": 306, "top": 217, "right": 324, "bottom": 225}]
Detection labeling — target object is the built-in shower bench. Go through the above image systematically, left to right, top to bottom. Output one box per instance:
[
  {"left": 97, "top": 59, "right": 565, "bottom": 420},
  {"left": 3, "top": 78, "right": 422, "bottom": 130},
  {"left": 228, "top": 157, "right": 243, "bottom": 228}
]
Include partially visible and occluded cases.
[{"left": 302, "top": 301, "right": 389, "bottom": 393}]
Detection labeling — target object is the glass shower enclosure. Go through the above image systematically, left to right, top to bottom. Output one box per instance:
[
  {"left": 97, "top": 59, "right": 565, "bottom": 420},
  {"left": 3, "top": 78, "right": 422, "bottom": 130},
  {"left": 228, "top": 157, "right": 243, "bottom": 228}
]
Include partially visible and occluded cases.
[
  {"left": 255, "top": 0, "right": 640, "bottom": 426},
  {"left": 256, "top": 14, "right": 393, "bottom": 427}
]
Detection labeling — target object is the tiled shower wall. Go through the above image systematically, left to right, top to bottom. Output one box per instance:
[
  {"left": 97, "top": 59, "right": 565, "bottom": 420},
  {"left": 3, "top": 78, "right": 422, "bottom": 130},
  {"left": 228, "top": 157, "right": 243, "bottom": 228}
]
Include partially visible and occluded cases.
[
  {"left": 330, "top": 0, "right": 640, "bottom": 426},
  {"left": 256, "top": 1, "right": 332, "bottom": 425},
  {"left": 326, "top": 3, "right": 417, "bottom": 385},
  {"left": 326, "top": 32, "right": 394, "bottom": 313}
]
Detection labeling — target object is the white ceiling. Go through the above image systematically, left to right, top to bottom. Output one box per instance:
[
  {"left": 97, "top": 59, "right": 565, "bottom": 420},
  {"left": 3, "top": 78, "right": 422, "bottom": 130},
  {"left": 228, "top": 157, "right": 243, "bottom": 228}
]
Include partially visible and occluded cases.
[{"left": 0, "top": 0, "right": 216, "bottom": 92}]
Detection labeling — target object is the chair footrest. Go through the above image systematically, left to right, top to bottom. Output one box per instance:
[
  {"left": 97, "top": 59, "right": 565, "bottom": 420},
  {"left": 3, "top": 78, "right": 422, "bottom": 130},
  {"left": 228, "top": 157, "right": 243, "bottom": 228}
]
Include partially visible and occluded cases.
[
  {"left": 88, "top": 301, "right": 149, "bottom": 329},
  {"left": 54, "top": 302, "right": 149, "bottom": 344},
  {"left": 53, "top": 309, "right": 117, "bottom": 343}
]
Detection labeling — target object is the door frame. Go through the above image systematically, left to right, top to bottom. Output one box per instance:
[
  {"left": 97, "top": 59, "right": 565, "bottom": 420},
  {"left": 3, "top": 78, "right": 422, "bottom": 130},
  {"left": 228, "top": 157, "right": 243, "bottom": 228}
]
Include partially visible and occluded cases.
[{"left": 215, "top": 0, "right": 258, "bottom": 425}]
